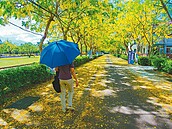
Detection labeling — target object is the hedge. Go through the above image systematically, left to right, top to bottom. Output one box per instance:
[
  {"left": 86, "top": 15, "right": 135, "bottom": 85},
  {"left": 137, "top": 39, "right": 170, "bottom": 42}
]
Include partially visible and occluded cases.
[
  {"left": 120, "top": 54, "right": 128, "bottom": 60},
  {"left": 74, "top": 55, "right": 90, "bottom": 67},
  {"left": 74, "top": 55, "right": 102, "bottom": 67},
  {"left": 138, "top": 56, "right": 172, "bottom": 74},
  {"left": 138, "top": 57, "right": 151, "bottom": 66},
  {"left": 150, "top": 57, "right": 172, "bottom": 74},
  {"left": 152, "top": 57, "right": 166, "bottom": 70},
  {"left": 163, "top": 60, "right": 172, "bottom": 74},
  {"left": 0, "top": 64, "right": 53, "bottom": 103}
]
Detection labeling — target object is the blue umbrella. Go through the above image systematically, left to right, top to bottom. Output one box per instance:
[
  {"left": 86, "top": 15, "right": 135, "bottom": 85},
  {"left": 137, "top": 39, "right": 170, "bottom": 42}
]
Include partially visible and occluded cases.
[{"left": 40, "top": 40, "right": 80, "bottom": 68}]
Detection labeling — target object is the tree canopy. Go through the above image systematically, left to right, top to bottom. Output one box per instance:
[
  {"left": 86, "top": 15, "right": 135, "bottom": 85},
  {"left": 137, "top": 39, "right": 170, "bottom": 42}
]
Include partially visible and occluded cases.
[{"left": 0, "top": 0, "right": 171, "bottom": 54}]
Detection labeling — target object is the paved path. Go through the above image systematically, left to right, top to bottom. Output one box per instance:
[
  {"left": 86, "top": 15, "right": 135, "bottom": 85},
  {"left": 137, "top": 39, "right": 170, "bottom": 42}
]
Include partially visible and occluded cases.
[{"left": 0, "top": 54, "right": 172, "bottom": 129}]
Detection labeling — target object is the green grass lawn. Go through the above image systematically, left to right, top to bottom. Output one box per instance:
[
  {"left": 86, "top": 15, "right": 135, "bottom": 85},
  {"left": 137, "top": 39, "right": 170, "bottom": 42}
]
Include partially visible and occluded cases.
[{"left": 0, "top": 56, "right": 40, "bottom": 68}]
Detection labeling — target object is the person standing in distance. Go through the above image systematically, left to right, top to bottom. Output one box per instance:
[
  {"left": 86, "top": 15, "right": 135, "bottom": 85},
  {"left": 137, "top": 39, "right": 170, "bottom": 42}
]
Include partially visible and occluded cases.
[{"left": 55, "top": 62, "right": 79, "bottom": 113}]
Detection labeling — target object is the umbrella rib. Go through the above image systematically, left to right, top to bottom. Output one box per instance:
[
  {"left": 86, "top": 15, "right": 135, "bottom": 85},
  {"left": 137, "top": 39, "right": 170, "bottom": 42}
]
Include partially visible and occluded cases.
[
  {"left": 56, "top": 42, "right": 70, "bottom": 66},
  {"left": 51, "top": 44, "right": 58, "bottom": 68}
]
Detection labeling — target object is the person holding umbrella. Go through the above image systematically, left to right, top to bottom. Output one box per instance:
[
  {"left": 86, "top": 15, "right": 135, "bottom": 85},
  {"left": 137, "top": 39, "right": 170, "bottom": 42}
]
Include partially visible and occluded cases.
[
  {"left": 40, "top": 40, "right": 80, "bottom": 113},
  {"left": 55, "top": 63, "right": 78, "bottom": 113}
]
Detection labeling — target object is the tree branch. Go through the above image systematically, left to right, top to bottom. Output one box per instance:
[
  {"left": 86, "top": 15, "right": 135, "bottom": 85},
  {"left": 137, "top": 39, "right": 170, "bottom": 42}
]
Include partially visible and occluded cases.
[
  {"left": 28, "top": 0, "right": 66, "bottom": 26},
  {"left": 160, "top": 0, "right": 172, "bottom": 21},
  {"left": 1, "top": 18, "right": 43, "bottom": 36}
]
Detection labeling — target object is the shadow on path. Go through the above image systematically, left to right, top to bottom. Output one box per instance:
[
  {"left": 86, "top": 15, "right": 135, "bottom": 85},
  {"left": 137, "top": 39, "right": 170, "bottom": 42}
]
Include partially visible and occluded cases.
[{"left": 6, "top": 96, "right": 40, "bottom": 109}]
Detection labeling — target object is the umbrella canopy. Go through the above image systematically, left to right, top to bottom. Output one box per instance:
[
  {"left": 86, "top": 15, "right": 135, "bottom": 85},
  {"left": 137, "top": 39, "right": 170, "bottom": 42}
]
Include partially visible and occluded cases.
[{"left": 40, "top": 40, "right": 80, "bottom": 68}]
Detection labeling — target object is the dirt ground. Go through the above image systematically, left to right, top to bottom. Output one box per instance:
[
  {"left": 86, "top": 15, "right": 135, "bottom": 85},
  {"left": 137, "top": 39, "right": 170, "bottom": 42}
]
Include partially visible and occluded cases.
[{"left": 0, "top": 54, "right": 172, "bottom": 129}]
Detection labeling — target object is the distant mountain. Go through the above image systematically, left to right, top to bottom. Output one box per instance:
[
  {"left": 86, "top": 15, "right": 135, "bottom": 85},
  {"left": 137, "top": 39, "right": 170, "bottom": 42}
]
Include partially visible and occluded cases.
[
  {"left": 0, "top": 37, "right": 31, "bottom": 46},
  {"left": 0, "top": 39, "right": 2, "bottom": 44},
  {"left": 11, "top": 40, "right": 26, "bottom": 46}
]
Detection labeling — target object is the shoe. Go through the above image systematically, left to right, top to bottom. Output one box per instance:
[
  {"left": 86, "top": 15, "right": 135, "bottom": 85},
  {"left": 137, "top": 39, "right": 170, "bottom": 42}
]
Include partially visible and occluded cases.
[{"left": 67, "top": 106, "right": 75, "bottom": 111}]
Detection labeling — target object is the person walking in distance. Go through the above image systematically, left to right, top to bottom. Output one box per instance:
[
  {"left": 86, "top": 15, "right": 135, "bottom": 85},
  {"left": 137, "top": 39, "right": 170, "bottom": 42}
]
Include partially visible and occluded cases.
[{"left": 55, "top": 62, "right": 79, "bottom": 113}]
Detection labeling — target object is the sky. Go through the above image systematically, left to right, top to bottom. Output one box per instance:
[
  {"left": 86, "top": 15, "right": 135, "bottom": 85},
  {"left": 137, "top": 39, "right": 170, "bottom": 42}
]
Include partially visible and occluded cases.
[{"left": 0, "top": 18, "right": 47, "bottom": 45}]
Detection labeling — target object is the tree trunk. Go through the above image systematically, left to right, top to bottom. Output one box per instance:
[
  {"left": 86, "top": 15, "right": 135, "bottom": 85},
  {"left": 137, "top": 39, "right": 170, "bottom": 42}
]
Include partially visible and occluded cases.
[
  {"left": 39, "top": 15, "right": 54, "bottom": 52},
  {"left": 63, "top": 31, "right": 68, "bottom": 40},
  {"left": 84, "top": 37, "right": 88, "bottom": 55},
  {"left": 124, "top": 40, "right": 129, "bottom": 54},
  {"left": 80, "top": 43, "right": 83, "bottom": 56},
  {"left": 148, "top": 43, "right": 151, "bottom": 57},
  {"left": 85, "top": 44, "right": 88, "bottom": 55},
  {"left": 89, "top": 46, "right": 93, "bottom": 58}
]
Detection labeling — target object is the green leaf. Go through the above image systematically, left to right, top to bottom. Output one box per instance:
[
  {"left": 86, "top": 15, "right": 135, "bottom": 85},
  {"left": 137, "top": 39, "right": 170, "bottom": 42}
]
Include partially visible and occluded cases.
[{"left": 0, "top": 18, "right": 4, "bottom": 25}]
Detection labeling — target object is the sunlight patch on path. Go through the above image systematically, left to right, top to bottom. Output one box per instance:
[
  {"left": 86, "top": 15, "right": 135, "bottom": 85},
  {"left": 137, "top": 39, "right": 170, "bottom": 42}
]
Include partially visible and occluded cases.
[
  {"left": 127, "top": 65, "right": 172, "bottom": 91},
  {"left": 129, "top": 66, "right": 156, "bottom": 71},
  {"left": 93, "top": 73, "right": 109, "bottom": 77},
  {"left": 132, "top": 74, "right": 172, "bottom": 115},
  {"left": 122, "top": 76, "right": 129, "bottom": 79},
  {"left": 100, "top": 79, "right": 113, "bottom": 84},
  {"left": 97, "top": 81, "right": 108, "bottom": 87},
  {"left": 121, "top": 82, "right": 131, "bottom": 86},
  {"left": 139, "top": 86, "right": 152, "bottom": 89},
  {"left": 91, "top": 89, "right": 117, "bottom": 99},
  {"left": 41, "top": 92, "right": 49, "bottom": 95},
  {"left": 147, "top": 97, "right": 172, "bottom": 115},
  {"left": 28, "top": 103, "right": 44, "bottom": 112},
  {"left": 108, "top": 105, "right": 172, "bottom": 128},
  {"left": 109, "top": 106, "right": 150, "bottom": 115},
  {"left": 3, "top": 108, "right": 33, "bottom": 125},
  {"left": 11, "top": 109, "right": 30, "bottom": 123},
  {"left": 136, "top": 114, "right": 157, "bottom": 127},
  {"left": 0, "top": 117, "right": 7, "bottom": 126}
]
